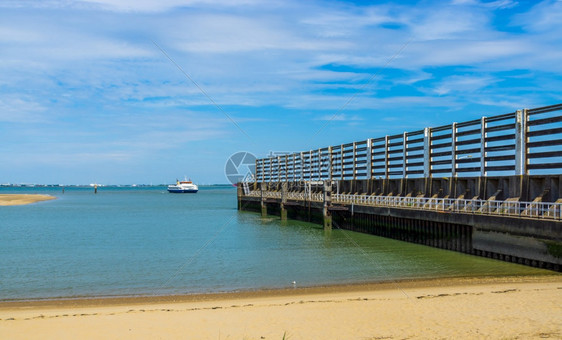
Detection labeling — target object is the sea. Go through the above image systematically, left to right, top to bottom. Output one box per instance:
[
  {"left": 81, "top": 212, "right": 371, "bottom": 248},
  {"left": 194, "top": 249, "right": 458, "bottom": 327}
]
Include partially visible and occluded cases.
[{"left": 0, "top": 186, "right": 553, "bottom": 301}]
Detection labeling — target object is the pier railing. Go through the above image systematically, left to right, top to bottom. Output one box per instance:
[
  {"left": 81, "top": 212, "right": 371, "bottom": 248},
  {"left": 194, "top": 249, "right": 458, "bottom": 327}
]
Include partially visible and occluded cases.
[
  {"left": 255, "top": 103, "right": 562, "bottom": 181},
  {"left": 246, "top": 190, "right": 562, "bottom": 220},
  {"left": 246, "top": 190, "right": 324, "bottom": 202},
  {"left": 331, "top": 194, "right": 561, "bottom": 220}
]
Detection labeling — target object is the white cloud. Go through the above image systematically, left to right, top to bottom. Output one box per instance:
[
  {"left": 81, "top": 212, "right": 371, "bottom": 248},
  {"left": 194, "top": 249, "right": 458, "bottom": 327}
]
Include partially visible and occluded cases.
[
  {"left": 0, "top": 0, "right": 269, "bottom": 12},
  {"left": 79, "top": 0, "right": 269, "bottom": 12},
  {"left": 451, "top": 0, "right": 518, "bottom": 9},
  {"left": 515, "top": 0, "right": 562, "bottom": 32},
  {"left": 411, "top": 8, "right": 487, "bottom": 41},
  {"left": 164, "top": 11, "right": 358, "bottom": 55},
  {"left": 0, "top": 26, "right": 43, "bottom": 43},
  {"left": 401, "top": 39, "right": 528, "bottom": 69},
  {"left": 433, "top": 75, "right": 498, "bottom": 95},
  {"left": 0, "top": 96, "right": 47, "bottom": 123},
  {"left": 316, "top": 113, "right": 363, "bottom": 121}
]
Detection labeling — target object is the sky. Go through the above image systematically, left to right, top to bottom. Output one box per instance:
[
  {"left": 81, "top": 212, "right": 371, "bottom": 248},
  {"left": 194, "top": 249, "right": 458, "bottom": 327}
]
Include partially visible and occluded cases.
[{"left": 1, "top": 0, "right": 562, "bottom": 185}]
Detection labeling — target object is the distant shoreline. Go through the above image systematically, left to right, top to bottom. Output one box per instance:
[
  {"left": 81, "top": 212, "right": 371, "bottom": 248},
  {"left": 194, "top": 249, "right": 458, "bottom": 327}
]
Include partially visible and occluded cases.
[{"left": 0, "top": 194, "right": 56, "bottom": 206}]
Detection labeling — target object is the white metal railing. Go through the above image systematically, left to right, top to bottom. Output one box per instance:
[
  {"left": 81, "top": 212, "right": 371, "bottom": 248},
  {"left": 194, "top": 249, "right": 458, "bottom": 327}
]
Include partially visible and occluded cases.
[
  {"left": 243, "top": 190, "right": 562, "bottom": 220},
  {"left": 246, "top": 190, "right": 321, "bottom": 201},
  {"left": 247, "top": 190, "right": 261, "bottom": 197},
  {"left": 263, "top": 191, "right": 282, "bottom": 199},
  {"left": 287, "top": 191, "right": 306, "bottom": 200},
  {"left": 311, "top": 193, "right": 323, "bottom": 202},
  {"left": 331, "top": 194, "right": 562, "bottom": 220}
]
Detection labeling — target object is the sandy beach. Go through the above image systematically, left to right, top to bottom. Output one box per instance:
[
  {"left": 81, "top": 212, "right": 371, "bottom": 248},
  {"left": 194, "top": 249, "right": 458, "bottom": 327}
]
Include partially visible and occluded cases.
[
  {"left": 0, "top": 194, "right": 56, "bottom": 206},
  {"left": 1, "top": 275, "right": 560, "bottom": 339}
]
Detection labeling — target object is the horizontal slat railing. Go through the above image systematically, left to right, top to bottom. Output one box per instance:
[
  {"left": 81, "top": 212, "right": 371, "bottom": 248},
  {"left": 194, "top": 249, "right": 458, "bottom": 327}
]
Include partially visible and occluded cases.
[{"left": 254, "top": 104, "right": 562, "bottom": 181}]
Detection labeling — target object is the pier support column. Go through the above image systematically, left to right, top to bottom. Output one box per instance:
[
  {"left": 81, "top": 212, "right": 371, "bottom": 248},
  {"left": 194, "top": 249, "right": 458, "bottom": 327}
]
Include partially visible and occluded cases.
[
  {"left": 323, "top": 181, "right": 332, "bottom": 230},
  {"left": 260, "top": 182, "right": 267, "bottom": 217},
  {"left": 280, "top": 182, "right": 288, "bottom": 221},
  {"left": 237, "top": 183, "right": 243, "bottom": 210},
  {"left": 261, "top": 204, "right": 267, "bottom": 217}
]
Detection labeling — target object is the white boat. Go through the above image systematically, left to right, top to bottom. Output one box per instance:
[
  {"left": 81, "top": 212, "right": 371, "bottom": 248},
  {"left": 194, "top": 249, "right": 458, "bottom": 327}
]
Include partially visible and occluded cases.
[{"left": 167, "top": 179, "right": 198, "bottom": 193}]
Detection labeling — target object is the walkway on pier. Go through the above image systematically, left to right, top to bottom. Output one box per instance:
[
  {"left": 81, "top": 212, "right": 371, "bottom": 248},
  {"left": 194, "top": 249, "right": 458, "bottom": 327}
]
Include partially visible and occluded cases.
[{"left": 245, "top": 189, "right": 562, "bottom": 221}]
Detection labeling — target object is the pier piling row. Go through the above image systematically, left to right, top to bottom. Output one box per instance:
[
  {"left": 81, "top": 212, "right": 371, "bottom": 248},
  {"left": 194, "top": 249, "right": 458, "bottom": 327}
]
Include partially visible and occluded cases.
[{"left": 239, "top": 104, "right": 562, "bottom": 271}]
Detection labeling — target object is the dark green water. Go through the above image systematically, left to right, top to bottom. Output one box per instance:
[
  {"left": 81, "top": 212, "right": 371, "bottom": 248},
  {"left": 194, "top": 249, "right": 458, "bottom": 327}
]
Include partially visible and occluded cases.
[{"left": 0, "top": 186, "right": 552, "bottom": 300}]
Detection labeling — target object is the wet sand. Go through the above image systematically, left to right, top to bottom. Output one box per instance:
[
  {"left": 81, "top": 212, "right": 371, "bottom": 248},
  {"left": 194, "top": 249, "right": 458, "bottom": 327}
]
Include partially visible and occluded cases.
[
  {"left": 0, "top": 194, "right": 56, "bottom": 206},
  {"left": 1, "top": 275, "right": 560, "bottom": 339}
]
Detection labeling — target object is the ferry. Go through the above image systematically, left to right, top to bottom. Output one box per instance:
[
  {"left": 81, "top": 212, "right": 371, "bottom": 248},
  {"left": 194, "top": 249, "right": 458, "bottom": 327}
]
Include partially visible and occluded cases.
[{"left": 167, "top": 179, "right": 198, "bottom": 193}]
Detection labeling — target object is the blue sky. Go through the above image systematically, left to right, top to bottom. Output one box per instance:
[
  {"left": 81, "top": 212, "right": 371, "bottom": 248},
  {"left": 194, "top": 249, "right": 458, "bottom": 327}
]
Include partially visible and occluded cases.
[{"left": 1, "top": 0, "right": 561, "bottom": 185}]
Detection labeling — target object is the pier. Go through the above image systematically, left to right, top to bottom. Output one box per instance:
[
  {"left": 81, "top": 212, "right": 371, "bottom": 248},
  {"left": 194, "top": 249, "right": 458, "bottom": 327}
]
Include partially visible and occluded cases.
[{"left": 239, "top": 104, "right": 562, "bottom": 271}]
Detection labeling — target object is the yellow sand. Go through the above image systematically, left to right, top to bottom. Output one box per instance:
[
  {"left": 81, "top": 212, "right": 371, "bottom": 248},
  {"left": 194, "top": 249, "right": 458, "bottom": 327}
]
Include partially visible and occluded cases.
[
  {"left": 0, "top": 194, "right": 56, "bottom": 206},
  {"left": 1, "top": 276, "right": 560, "bottom": 339}
]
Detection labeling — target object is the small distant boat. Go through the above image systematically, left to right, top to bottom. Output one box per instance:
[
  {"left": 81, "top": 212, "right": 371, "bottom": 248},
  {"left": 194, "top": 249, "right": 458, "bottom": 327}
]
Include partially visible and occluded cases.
[{"left": 167, "top": 179, "right": 198, "bottom": 193}]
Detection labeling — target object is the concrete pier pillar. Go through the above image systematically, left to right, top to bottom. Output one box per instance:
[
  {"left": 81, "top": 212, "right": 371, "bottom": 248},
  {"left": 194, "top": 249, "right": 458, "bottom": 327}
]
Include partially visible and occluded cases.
[
  {"left": 478, "top": 177, "right": 486, "bottom": 199},
  {"left": 323, "top": 181, "right": 332, "bottom": 230},
  {"left": 260, "top": 182, "right": 267, "bottom": 217},
  {"left": 280, "top": 182, "right": 288, "bottom": 221},
  {"left": 237, "top": 183, "right": 243, "bottom": 210},
  {"left": 280, "top": 206, "right": 287, "bottom": 221},
  {"left": 323, "top": 207, "right": 332, "bottom": 230}
]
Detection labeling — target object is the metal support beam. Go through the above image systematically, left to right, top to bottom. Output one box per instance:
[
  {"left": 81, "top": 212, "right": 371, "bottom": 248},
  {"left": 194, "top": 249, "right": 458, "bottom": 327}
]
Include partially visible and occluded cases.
[
  {"left": 515, "top": 109, "right": 528, "bottom": 175},
  {"left": 480, "top": 117, "right": 487, "bottom": 176},
  {"left": 451, "top": 122, "right": 457, "bottom": 177},
  {"left": 423, "top": 127, "right": 431, "bottom": 178},
  {"left": 402, "top": 132, "right": 407, "bottom": 178},
  {"left": 385, "top": 135, "right": 390, "bottom": 179},
  {"left": 366, "top": 139, "right": 372, "bottom": 179},
  {"left": 352, "top": 142, "right": 357, "bottom": 180},
  {"left": 340, "top": 144, "right": 344, "bottom": 181},
  {"left": 328, "top": 146, "right": 333, "bottom": 181},
  {"left": 318, "top": 148, "right": 322, "bottom": 180},
  {"left": 309, "top": 150, "right": 313, "bottom": 181},
  {"left": 300, "top": 152, "right": 305, "bottom": 182},
  {"left": 295, "top": 153, "right": 298, "bottom": 182},
  {"left": 287, "top": 154, "right": 290, "bottom": 182},
  {"left": 283, "top": 155, "right": 289, "bottom": 182},
  {"left": 277, "top": 156, "right": 281, "bottom": 182},
  {"left": 266, "top": 158, "right": 270, "bottom": 182}
]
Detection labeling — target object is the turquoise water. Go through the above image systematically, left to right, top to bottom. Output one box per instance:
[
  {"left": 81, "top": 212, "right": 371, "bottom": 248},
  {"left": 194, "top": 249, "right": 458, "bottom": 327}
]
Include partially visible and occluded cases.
[{"left": 0, "top": 186, "right": 552, "bottom": 300}]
